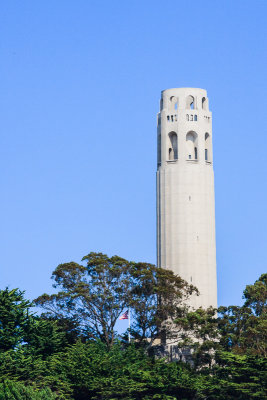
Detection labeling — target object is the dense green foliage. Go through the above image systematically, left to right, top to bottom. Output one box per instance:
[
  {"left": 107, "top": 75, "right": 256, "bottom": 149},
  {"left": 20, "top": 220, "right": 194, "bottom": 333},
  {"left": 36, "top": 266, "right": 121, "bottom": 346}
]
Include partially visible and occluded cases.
[
  {"left": 0, "top": 253, "right": 266, "bottom": 399},
  {"left": 218, "top": 273, "right": 267, "bottom": 357},
  {"left": 0, "top": 288, "right": 31, "bottom": 352},
  {"left": 0, "top": 380, "right": 56, "bottom": 399}
]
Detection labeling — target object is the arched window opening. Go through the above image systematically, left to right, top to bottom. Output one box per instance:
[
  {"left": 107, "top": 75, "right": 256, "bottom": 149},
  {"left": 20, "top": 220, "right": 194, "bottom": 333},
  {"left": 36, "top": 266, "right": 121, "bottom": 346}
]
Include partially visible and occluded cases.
[
  {"left": 186, "top": 95, "right": 195, "bottom": 110},
  {"left": 170, "top": 96, "right": 178, "bottom": 111},
  {"left": 202, "top": 97, "right": 207, "bottom": 110},
  {"left": 186, "top": 114, "right": 189, "bottom": 121},
  {"left": 167, "top": 115, "right": 170, "bottom": 121},
  {"left": 190, "top": 115, "right": 193, "bottom": 121},
  {"left": 194, "top": 115, "right": 197, "bottom": 121},
  {"left": 186, "top": 131, "right": 198, "bottom": 160},
  {"left": 168, "top": 132, "right": 178, "bottom": 160},
  {"left": 205, "top": 132, "right": 211, "bottom": 162}
]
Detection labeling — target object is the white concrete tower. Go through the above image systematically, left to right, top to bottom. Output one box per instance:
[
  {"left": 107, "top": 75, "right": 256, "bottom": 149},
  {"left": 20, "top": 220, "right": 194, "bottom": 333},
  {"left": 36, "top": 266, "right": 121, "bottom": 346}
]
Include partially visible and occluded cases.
[{"left": 156, "top": 88, "right": 217, "bottom": 310}]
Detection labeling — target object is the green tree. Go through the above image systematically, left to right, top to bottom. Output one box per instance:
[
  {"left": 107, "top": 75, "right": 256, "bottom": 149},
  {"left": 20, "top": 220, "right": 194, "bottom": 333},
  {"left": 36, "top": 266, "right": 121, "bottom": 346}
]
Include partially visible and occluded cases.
[
  {"left": 35, "top": 252, "right": 197, "bottom": 348},
  {"left": 35, "top": 253, "right": 136, "bottom": 348},
  {"left": 129, "top": 261, "right": 197, "bottom": 347},
  {"left": 0, "top": 272, "right": 266, "bottom": 400},
  {"left": 173, "top": 273, "right": 267, "bottom": 366},
  {"left": 218, "top": 273, "right": 267, "bottom": 357},
  {"left": 243, "top": 273, "right": 267, "bottom": 315},
  {"left": 174, "top": 274, "right": 267, "bottom": 398},
  {"left": 0, "top": 287, "right": 68, "bottom": 359},
  {"left": 0, "top": 288, "right": 31, "bottom": 352},
  {"left": 174, "top": 306, "right": 219, "bottom": 367},
  {"left": 25, "top": 318, "right": 67, "bottom": 358},
  {"left": 47, "top": 341, "right": 198, "bottom": 400},
  {"left": 0, "top": 347, "right": 72, "bottom": 398},
  {"left": 198, "top": 351, "right": 267, "bottom": 400},
  {"left": 0, "top": 380, "right": 56, "bottom": 400}
]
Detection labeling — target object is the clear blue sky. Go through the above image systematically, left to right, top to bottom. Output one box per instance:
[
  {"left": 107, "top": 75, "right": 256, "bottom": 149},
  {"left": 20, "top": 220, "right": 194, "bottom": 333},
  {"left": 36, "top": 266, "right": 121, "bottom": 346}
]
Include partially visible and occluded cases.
[{"left": 0, "top": 1, "right": 266, "bottom": 307}]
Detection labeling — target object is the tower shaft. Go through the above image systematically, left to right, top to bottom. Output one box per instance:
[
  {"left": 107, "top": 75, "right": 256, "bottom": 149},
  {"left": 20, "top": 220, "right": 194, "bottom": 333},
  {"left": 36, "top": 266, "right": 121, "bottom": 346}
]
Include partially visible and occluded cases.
[{"left": 157, "top": 88, "right": 217, "bottom": 309}]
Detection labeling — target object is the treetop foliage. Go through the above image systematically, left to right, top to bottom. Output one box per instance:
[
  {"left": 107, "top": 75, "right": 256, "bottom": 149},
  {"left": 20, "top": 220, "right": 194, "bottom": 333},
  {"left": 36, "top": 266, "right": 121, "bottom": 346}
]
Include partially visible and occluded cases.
[
  {"left": 0, "top": 252, "right": 266, "bottom": 399},
  {"left": 35, "top": 252, "right": 197, "bottom": 348},
  {"left": 0, "top": 288, "right": 31, "bottom": 352}
]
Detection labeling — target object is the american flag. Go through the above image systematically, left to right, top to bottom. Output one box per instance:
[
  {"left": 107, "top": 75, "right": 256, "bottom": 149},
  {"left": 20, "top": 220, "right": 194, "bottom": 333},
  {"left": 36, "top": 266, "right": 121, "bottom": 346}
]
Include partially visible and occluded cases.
[{"left": 119, "top": 310, "right": 129, "bottom": 320}]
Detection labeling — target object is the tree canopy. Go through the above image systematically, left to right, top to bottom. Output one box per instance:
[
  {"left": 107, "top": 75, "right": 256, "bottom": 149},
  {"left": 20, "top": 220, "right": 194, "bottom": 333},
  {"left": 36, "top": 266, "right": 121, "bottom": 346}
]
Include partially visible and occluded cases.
[
  {"left": 34, "top": 252, "right": 197, "bottom": 347},
  {"left": 0, "top": 253, "right": 266, "bottom": 399},
  {"left": 0, "top": 288, "right": 31, "bottom": 352}
]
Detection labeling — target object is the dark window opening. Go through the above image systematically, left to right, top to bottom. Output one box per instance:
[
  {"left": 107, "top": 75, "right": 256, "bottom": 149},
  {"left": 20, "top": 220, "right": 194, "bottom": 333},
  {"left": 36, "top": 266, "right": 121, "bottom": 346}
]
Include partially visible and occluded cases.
[{"left": 169, "top": 132, "right": 178, "bottom": 160}]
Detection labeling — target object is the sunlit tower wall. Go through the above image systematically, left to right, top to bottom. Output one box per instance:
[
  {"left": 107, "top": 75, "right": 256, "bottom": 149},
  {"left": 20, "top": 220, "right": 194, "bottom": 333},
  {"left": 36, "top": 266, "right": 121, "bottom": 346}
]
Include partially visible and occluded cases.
[{"left": 156, "top": 88, "right": 217, "bottom": 310}]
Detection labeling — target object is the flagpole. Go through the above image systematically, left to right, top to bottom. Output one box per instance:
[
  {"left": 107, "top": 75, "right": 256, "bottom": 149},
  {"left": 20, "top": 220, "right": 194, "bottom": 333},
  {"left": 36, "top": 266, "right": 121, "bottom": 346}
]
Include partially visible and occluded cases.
[{"left": 128, "top": 308, "right": 131, "bottom": 343}]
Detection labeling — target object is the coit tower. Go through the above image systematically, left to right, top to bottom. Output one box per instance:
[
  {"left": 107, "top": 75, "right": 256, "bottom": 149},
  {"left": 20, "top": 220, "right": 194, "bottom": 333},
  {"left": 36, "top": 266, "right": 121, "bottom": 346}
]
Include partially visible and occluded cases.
[{"left": 156, "top": 88, "right": 217, "bottom": 310}]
